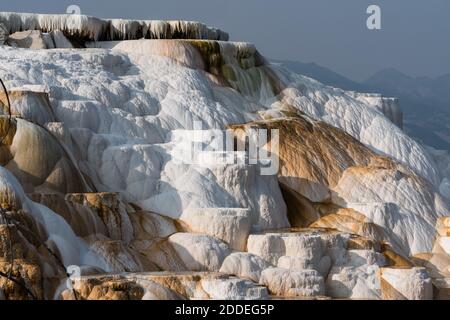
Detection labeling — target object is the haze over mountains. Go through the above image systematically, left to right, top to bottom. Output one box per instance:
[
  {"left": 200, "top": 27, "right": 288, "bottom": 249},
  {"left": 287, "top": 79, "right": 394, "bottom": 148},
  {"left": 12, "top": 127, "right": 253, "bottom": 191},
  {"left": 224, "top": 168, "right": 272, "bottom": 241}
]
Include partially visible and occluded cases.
[{"left": 278, "top": 61, "right": 450, "bottom": 151}]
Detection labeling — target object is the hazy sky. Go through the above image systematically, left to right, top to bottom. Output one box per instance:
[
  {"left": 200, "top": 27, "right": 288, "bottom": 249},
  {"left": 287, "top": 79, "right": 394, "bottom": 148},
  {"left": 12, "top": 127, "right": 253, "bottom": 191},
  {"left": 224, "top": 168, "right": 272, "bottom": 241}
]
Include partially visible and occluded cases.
[{"left": 2, "top": 0, "right": 450, "bottom": 81}]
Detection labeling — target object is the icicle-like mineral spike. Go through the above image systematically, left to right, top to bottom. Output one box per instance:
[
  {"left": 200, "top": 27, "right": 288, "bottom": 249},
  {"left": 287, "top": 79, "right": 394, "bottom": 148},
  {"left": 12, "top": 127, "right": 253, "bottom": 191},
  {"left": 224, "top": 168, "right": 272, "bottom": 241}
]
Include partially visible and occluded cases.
[
  {"left": 0, "top": 12, "right": 229, "bottom": 41},
  {"left": 0, "top": 22, "right": 8, "bottom": 44}
]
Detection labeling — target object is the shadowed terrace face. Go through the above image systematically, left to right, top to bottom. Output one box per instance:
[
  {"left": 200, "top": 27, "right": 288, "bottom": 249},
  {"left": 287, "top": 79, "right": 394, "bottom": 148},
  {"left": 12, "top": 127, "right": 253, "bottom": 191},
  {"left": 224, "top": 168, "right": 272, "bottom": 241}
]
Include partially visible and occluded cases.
[{"left": 1, "top": 0, "right": 450, "bottom": 81}]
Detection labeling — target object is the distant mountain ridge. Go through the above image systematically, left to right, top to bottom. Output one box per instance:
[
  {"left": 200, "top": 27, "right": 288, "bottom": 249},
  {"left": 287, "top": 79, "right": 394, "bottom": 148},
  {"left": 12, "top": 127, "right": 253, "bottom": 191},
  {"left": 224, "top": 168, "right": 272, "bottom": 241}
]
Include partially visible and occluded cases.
[
  {"left": 273, "top": 60, "right": 368, "bottom": 92},
  {"left": 277, "top": 60, "right": 450, "bottom": 151},
  {"left": 366, "top": 68, "right": 450, "bottom": 109}
]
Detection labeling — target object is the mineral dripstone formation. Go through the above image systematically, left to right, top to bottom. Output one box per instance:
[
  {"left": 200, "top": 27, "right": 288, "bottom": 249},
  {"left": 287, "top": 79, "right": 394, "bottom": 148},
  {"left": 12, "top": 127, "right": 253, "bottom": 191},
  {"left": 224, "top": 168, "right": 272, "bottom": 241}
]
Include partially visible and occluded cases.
[{"left": 0, "top": 12, "right": 448, "bottom": 300}]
